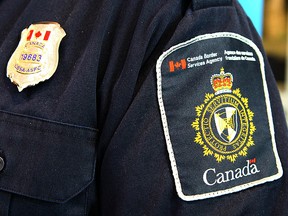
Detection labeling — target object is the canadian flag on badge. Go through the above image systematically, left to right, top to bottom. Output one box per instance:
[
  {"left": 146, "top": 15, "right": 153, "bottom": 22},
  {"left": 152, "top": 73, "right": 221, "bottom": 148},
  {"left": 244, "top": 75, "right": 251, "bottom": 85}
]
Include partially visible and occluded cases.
[{"left": 26, "top": 29, "right": 51, "bottom": 41}]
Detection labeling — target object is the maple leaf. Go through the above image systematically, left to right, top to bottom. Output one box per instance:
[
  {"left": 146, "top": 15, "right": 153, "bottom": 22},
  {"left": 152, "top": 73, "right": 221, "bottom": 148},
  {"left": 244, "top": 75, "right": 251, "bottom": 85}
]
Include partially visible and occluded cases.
[{"left": 35, "top": 31, "right": 42, "bottom": 38}]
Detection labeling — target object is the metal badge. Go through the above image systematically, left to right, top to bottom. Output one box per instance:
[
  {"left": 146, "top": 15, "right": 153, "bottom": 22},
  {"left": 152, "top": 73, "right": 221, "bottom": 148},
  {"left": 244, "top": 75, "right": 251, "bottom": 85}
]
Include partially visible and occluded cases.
[{"left": 7, "top": 22, "right": 66, "bottom": 92}]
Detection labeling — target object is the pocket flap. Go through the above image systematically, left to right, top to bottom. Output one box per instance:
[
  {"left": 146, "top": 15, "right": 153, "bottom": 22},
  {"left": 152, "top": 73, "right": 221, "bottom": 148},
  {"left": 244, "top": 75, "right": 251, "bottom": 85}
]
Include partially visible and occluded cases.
[{"left": 0, "top": 111, "right": 97, "bottom": 203}]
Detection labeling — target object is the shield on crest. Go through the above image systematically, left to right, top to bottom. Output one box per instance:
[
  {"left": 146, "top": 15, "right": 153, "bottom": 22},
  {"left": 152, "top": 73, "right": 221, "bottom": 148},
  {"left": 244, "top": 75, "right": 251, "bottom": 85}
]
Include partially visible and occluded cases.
[
  {"left": 7, "top": 22, "right": 66, "bottom": 92},
  {"left": 214, "top": 107, "right": 238, "bottom": 143}
]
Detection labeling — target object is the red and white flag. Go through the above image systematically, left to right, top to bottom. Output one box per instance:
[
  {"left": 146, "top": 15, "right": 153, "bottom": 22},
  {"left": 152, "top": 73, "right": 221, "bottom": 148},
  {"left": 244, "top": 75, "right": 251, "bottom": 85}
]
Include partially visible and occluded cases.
[{"left": 26, "top": 30, "right": 51, "bottom": 41}]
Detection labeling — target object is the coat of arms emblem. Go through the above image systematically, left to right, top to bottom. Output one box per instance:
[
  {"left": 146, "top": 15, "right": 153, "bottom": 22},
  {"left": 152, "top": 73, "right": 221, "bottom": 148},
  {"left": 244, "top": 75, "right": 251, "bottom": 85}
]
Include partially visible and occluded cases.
[
  {"left": 7, "top": 22, "right": 66, "bottom": 92},
  {"left": 191, "top": 68, "right": 256, "bottom": 162}
]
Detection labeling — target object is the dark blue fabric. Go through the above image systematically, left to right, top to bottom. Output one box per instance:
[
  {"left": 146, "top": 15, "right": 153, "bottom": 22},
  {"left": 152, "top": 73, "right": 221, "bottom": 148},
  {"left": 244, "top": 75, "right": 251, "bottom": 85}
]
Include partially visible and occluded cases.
[
  {"left": 0, "top": 0, "right": 286, "bottom": 215},
  {"left": 191, "top": 0, "right": 232, "bottom": 10},
  {"left": 0, "top": 111, "right": 97, "bottom": 203}
]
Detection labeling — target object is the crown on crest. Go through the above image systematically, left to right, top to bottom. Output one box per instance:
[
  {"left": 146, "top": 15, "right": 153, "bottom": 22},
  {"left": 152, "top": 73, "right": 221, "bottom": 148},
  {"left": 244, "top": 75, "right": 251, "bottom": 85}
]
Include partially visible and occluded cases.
[{"left": 210, "top": 67, "right": 233, "bottom": 94}]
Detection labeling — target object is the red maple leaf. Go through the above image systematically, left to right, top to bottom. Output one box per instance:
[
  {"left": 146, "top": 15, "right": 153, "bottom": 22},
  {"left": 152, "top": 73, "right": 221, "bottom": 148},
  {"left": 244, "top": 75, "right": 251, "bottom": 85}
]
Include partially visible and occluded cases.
[{"left": 35, "top": 31, "right": 42, "bottom": 38}]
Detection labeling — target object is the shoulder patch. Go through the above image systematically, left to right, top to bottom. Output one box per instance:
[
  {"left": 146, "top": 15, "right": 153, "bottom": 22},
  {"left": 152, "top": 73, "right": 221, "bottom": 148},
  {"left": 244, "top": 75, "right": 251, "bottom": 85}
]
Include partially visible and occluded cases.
[{"left": 156, "top": 32, "right": 283, "bottom": 201}]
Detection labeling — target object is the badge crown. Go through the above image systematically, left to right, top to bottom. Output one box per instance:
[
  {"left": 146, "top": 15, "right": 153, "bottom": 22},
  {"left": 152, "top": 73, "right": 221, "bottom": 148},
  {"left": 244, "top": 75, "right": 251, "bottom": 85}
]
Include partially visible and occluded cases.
[{"left": 210, "top": 67, "right": 233, "bottom": 94}]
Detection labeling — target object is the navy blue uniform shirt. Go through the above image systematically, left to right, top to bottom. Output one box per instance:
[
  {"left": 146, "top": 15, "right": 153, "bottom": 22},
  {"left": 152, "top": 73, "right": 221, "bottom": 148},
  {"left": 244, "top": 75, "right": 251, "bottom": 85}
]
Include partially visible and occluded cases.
[{"left": 0, "top": 0, "right": 287, "bottom": 215}]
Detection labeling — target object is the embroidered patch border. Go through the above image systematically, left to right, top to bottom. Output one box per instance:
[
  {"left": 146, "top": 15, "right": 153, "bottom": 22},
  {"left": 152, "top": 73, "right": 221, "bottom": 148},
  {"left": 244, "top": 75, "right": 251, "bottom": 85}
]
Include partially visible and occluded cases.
[{"left": 156, "top": 32, "right": 283, "bottom": 201}]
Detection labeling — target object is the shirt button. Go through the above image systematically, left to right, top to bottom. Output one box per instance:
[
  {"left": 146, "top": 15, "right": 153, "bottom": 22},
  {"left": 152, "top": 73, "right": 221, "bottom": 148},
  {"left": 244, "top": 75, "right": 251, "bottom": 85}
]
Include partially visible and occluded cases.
[{"left": 0, "top": 157, "right": 4, "bottom": 171}]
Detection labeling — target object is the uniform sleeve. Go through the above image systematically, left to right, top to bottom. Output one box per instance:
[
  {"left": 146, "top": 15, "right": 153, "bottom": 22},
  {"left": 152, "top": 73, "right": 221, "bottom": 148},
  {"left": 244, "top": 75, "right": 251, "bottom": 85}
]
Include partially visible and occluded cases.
[{"left": 97, "top": 0, "right": 288, "bottom": 215}]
